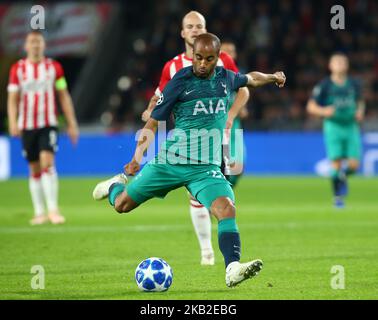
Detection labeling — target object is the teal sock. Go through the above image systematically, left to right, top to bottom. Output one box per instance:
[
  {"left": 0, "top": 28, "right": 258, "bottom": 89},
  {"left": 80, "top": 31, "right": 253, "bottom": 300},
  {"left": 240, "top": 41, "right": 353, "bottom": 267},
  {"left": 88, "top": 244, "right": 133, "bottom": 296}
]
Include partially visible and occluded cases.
[
  {"left": 330, "top": 168, "right": 342, "bottom": 196},
  {"left": 108, "top": 183, "right": 125, "bottom": 206},
  {"left": 218, "top": 217, "right": 241, "bottom": 268}
]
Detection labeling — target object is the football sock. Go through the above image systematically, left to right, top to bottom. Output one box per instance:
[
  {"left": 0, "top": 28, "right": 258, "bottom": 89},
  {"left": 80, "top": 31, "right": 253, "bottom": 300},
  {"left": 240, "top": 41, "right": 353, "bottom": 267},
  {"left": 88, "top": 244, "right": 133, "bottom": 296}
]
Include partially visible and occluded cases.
[
  {"left": 41, "top": 166, "right": 59, "bottom": 213},
  {"left": 330, "top": 168, "right": 342, "bottom": 196},
  {"left": 29, "top": 173, "right": 45, "bottom": 216},
  {"left": 109, "top": 183, "right": 125, "bottom": 206},
  {"left": 189, "top": 200, "right": 213, "bottom": 254},
  {"left": 218, "top": 217, "right": 241, "bottom": 268}
]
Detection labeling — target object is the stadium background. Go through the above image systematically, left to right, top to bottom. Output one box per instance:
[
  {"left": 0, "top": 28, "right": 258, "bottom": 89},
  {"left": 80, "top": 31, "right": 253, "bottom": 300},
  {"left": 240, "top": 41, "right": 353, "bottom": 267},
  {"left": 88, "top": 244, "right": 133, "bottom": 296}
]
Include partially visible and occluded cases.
[
  {"left": 0, "top": 0, "right": 377, "bottom": 178},
  {"left": 0, "top": 1, "right": 378, "bottom": 301}
]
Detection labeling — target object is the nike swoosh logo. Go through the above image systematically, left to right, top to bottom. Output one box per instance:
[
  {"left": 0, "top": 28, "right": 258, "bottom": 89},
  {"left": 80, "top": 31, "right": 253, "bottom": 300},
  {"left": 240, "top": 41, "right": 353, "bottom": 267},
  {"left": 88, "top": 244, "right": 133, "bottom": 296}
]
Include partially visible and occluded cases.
[{"left": 185, "top": 89, "right": 195, "bottom": 95}]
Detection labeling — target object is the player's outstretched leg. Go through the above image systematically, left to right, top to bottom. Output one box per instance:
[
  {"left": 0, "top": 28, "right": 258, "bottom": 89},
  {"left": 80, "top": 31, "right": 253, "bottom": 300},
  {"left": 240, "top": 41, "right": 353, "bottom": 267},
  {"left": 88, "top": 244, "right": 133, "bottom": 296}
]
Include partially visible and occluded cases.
[
  {"left": 92, "top": 173, "right": 138, "bottom": 213},
  {"left": 93, "top": 173, "right": 128, "bottom": 200},
  {"left": 189, "top": 195, "right": 215, "bottom": 266},
  {"left": 210, "top": 197, "right": 263, "bottom": 287}
]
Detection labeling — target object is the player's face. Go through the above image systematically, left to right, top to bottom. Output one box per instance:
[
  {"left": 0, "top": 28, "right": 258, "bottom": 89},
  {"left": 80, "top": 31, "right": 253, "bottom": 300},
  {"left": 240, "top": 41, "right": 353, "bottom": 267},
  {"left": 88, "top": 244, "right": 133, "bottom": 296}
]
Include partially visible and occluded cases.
[
  {"left": 181, "top": 15, "right": 206, "bottom": 47},
  {"left": 24, "top": 33, "right": 45, "bottom": 59},
  {"left": 220, "top": 43, "right": 237, "bottom": 60},
  {"left": 193, "top": 44, "right": 219, "bottom": 78},
  {"left": 329, "top": 55, "right": 349, "bottom": 74}
]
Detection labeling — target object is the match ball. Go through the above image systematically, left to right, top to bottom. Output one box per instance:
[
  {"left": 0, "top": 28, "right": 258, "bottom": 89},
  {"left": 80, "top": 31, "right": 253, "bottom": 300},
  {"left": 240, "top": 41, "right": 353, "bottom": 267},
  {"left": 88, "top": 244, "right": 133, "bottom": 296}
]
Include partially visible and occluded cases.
[{"left": 135, "top": 257, "right": 173, "bottom": 292}]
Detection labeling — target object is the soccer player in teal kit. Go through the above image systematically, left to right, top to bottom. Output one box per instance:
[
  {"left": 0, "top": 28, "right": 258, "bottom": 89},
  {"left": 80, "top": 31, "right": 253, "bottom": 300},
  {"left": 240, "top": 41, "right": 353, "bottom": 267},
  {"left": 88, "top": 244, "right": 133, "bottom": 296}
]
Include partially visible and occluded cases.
[
  {"left": 93, "top": 34, "right": 286, "bottom": 287},
  {"left": 307, "top": 53, "right": 365, "bottom": 208}
]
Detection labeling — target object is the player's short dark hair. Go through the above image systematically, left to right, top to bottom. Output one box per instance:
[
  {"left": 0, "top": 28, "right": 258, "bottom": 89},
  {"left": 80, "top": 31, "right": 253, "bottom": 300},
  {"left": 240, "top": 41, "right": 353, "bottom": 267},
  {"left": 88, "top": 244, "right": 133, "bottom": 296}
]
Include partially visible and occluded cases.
[
  {"left": 193, "top": 33, "right": 221, "bottom": 55},
  {"left": 330, "top": 51, "right": 348, "bottom": 59}
]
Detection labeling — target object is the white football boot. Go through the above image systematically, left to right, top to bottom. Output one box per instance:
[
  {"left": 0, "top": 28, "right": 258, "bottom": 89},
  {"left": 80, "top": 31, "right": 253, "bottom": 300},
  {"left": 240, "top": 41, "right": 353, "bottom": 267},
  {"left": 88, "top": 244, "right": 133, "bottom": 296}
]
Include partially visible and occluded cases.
[
  {"left": 92, "top": 173, "right": 128, "bottom": 200},
  {"left": 201, "top": 249, "right": 215, "bottom": 266},
  {"left": 225, "top": 259, "right": 263, "bottom": 287}
]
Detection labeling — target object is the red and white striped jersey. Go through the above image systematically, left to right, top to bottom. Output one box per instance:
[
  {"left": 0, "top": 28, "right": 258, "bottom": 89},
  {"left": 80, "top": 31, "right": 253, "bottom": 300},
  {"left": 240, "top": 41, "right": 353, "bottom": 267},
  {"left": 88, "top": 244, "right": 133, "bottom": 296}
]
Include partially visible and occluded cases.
[
  {"left": 155, "top": 51, "right": 239, "bottom": 96},
  {"left": 7, "top": 58, "right": 65, "bottom": 130}
]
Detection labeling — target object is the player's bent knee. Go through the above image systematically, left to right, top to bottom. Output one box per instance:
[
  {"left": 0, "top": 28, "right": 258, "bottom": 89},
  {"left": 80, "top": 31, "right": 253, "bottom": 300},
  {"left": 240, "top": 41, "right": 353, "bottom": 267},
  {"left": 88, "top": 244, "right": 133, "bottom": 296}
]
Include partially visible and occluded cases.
[
  {"left": 114, "top": 194, "right": 137, "bottom": 213},
  {"left": 114, "top": 195, "right": 128, "bottom": 213},
  {"left": 210, "top": 197, "right": 235, "bottom": 220}
]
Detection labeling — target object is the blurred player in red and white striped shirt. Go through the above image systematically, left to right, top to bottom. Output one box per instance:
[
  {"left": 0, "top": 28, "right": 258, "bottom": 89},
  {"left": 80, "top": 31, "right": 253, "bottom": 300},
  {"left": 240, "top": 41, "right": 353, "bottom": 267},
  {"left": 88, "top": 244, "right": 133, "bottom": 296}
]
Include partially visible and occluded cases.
[
  {"left": 141, "top": 11, "right": 250, "bottom": 266},
  {"left": 7, "top": 30, "right": 79, "bottom": 225}
]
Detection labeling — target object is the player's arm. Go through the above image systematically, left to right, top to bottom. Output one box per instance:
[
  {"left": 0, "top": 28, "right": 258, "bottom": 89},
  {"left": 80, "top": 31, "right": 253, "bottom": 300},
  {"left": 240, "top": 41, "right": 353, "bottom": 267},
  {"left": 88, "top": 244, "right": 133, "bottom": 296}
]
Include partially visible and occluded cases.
[
  {"left": 221, "top": 51, "right": 250, "bottom": 128},
  {"left": 141, "top": 61, "right": 172, "bottom": 122},
  {"left": 53, "top": 62, "right": 79, "bottom": 145},
  {"left": 7, "top": 64, "right": 21, "bottom": 137},
  {"left": 126, "top": 71, "right": 183, "bottom": 175},
  {"left": 246, "top": 71, "right": 286, "bottom": 88},
  {"left": 355, "top": 81, "right": 365, "bottom": 122},
  {"left": 306, "top": 82, "right": 334, "bottom": 118},
  {"left": 226, "top": 87, "right": 250, "bottom": 129},
  {"left": 57, "top": 88, "right": 79, "bottom": 145},
  {"left": 7, "top": 91, "right": 20, "bottom": 137},
  {"left": 141, "top": 94, "right": 160, "bottom": 122},
  {"left": 306, "top": 99, "right": 335, "bottom": 118},
  {"left": 355, "top": 100, "right": 365, "bottom": 122},
  {"left": 125, "top": 118, "right": 158, "bottom": 175}
]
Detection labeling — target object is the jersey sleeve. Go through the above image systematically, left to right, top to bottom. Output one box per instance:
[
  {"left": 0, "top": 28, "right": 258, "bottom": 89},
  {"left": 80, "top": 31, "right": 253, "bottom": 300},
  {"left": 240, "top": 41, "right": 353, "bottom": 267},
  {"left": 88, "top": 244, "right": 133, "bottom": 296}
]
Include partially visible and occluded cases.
[
  {"left": 220, "top": 51, "right": 239, "bottom": 73},
  {"left": 52, "top": 60, "right": 67, "bottom": 90},
  {"left": 155, "top": 61, "right": 173, "bottom": 96},
  {"left": 7, "top": 63, "right": 20, "bottom": 92},
  {"left": 226, "top": 70, "right": 248, "bottom": 91},
  {"left": 151, "top": 73, "right": 184, "bottom": 121},
  {"left": 311, "top": 81, "right": 327, "bottom": 106}
]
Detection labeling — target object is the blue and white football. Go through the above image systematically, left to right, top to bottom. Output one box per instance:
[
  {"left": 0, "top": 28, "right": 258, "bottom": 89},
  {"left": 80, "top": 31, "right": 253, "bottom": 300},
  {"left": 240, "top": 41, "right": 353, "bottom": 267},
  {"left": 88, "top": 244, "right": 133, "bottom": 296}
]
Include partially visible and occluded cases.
[{"left": 135, "top": 257, "right": 173, "bottom": 292}]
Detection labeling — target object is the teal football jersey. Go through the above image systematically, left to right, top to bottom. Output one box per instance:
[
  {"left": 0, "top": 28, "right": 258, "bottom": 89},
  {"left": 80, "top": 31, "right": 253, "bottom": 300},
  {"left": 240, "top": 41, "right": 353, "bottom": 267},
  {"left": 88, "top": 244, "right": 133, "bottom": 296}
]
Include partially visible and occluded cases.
[
  {"left": 151, "top": 66, "right": 248, "bottom": 166},
  {"left": 311, "top": 77, "right": 362, "bottom": 125}
]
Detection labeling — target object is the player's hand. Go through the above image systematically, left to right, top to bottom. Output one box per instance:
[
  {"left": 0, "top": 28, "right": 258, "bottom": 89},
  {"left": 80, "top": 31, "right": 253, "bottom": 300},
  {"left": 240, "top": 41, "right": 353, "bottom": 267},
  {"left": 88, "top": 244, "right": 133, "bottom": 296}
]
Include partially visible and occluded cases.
[
  {"left": 274, "top": 71, "right": 286, "bottom": 88},
  {"left": 322, "top": 106, "right": 335, "bottom": 118},
  {"left": 141, "top": 109, "right": 151, "bottom": 122},
  {"left": 355, "top": 109, "right": 364, "bottom": 122},
  {"left": 9, "top": 123, "right": 20, "bottom": 137},
  {"left": 67, "top": 125, "right": 79, "bottom": 145},
  {"left": 124, "top": 160, "right": 140, "bottom": 176}
]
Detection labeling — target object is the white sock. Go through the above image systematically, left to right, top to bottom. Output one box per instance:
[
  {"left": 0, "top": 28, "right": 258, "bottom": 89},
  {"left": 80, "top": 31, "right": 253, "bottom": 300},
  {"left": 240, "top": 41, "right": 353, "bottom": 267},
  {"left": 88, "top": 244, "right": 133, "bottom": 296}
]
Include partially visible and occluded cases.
[
  {"left": 41, "top": 166, "right": 59, "bottom": 213},
  {"left": 29, "top": 174, "right": 45, "bottom": 216},
  {"left": 189, "top": 199, "right": 213, "bottom": 254}
]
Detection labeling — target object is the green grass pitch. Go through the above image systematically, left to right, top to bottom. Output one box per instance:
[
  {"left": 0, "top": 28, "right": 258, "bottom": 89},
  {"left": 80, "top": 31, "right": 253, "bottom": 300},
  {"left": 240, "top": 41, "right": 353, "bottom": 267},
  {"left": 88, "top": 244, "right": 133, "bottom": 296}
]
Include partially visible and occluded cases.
[{"left": 0, "top": 176, "right": 377, "bottom": 300}]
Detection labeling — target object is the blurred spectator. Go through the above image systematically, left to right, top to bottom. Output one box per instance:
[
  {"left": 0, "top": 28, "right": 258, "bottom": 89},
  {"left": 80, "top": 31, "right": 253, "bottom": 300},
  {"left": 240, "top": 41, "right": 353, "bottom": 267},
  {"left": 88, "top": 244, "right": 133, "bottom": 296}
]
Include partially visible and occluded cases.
[{"left": 112, "top": 0, "right": 377, "bottom": 131}]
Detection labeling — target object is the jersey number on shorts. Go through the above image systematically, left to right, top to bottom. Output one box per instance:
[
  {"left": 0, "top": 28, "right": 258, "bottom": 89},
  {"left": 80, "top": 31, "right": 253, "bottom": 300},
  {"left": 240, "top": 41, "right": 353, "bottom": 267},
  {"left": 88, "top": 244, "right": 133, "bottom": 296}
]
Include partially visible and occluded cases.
[
  {"left": 49, "top": 130, "right": 57, "bottom": 149},
  {"left": 208, "top": 170, "right": 224, "bottom": 179}
]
